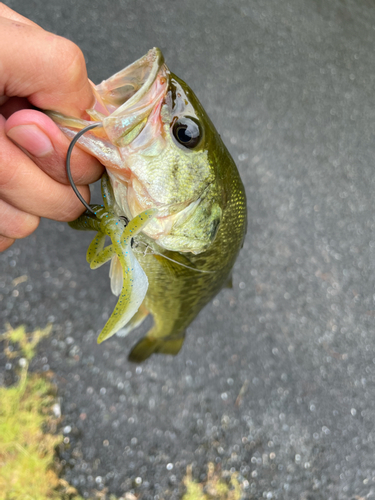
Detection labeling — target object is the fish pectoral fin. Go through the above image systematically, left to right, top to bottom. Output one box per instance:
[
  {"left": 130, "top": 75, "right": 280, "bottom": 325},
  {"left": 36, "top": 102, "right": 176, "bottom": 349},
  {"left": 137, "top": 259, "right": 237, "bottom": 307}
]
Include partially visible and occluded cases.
[
  {"left": 152, "top": 250, "right": 198, "bottom": 277},
  {"left": 116, "top": 303, "right": 149, "bottom": 337},
  {"left": 128, "top": 332, "right": 185, "bottom": 363}
]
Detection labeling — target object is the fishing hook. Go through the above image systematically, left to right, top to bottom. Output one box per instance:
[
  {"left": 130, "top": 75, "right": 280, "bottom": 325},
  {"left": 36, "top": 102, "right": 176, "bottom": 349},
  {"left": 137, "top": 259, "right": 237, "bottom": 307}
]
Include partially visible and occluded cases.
[{"left": 66, "top": 122, "right": 103, "bottom": 216}]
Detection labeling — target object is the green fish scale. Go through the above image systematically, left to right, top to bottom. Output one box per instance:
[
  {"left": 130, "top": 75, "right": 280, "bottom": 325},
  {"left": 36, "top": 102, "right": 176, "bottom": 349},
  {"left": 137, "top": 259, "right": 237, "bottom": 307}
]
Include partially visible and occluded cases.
[{"left": 136, "top": 163, "right": 247, "bottom": 343}]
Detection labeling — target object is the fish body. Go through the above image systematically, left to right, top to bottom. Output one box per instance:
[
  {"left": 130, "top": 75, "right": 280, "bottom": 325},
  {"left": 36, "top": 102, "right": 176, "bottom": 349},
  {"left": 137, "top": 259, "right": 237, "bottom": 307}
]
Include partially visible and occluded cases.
[{"left": 50, "top": 48, "right": 246, "bottom": 361}]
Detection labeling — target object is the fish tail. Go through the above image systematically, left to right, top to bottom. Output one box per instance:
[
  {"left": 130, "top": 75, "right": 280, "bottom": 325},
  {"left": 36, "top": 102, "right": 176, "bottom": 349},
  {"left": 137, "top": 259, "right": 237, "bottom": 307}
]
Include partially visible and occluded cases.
[{"left": 128, "top": 333, "right": 185, "bottom": 363}]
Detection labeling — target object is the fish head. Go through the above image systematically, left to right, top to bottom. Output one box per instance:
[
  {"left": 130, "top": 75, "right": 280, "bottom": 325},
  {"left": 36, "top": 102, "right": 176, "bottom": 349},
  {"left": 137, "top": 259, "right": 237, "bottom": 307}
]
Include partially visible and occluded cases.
[{"left": 52, "top": 48, "right": 229, "bottom": 254}]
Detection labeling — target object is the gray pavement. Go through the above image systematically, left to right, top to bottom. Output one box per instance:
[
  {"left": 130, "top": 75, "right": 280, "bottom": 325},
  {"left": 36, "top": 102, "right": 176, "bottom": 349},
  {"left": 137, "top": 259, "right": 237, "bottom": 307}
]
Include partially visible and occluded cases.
[{"left": 1, "top": 0, "right": 375, "bottom": 498}]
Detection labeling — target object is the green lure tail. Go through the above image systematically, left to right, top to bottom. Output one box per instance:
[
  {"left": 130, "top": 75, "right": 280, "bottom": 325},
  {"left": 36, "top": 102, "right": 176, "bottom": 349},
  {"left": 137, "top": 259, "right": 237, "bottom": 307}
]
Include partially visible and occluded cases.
[{"left": 69, "top": 174, "right": 157, "bottom": 343}]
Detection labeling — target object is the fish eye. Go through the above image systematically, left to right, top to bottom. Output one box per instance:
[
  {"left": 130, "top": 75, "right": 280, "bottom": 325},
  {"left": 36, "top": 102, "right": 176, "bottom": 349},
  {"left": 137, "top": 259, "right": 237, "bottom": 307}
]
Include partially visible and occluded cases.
[{"left": 172, "top": 117, "right": 202, "bottom": 149}]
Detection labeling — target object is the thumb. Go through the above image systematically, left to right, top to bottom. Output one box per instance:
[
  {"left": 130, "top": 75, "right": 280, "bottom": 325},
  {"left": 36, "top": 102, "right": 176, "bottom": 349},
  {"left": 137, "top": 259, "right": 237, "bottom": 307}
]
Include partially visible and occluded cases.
[{"left": 5, "top": 109, "right": 103, "bottom": 185}]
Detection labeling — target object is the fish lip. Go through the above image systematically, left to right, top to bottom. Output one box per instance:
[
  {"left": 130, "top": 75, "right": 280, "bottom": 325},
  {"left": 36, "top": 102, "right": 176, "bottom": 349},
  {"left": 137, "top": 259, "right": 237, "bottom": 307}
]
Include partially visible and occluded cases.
[
  {"left": 94, "top": 47, "right": 167, "bottom": 115},
  {"left": 111, "top": 47, "right": 166, "bottom": 115},
  {"left": 96, "top": 48, "right": 169, "bottom": 147}
]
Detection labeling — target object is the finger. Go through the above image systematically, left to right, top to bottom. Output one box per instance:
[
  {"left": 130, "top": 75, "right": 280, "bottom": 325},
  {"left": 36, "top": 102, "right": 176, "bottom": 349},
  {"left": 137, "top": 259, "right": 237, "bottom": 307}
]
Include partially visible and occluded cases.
[
  {"left": 0, "top": 3, "right": 41, "bottom": 27},
  {"left": 0, "top": 17, "right": 94, "bottom": 117},
  {"left": 6, "top": 110, "right": 103, "bottom": 185},
  {"left": 0, "top": 115, "right": 90, "bottom": 221},
  {"left": 0, "top": 198, "right": 39, "bottom": 239},
  {"left": 0, "top": 235, "right": 14, "bottom": 252}
]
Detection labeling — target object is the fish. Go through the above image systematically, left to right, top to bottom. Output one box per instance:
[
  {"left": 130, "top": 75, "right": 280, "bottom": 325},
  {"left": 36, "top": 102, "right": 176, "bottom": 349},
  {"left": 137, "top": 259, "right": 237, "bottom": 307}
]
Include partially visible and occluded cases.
[{"left": 49, "top": 48, "right": 247, "bottom": 362}]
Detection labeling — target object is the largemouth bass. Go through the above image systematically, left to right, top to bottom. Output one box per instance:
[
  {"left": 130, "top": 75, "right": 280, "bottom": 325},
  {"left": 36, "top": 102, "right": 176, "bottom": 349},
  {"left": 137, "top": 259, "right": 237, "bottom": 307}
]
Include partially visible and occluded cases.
[{"left": 50, "top": 48, "right": 246, "bottom": 362}]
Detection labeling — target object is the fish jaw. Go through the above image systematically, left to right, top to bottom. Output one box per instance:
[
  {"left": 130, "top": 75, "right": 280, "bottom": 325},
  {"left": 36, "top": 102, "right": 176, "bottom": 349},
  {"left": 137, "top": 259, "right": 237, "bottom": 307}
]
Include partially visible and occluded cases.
[
  {"left": 91, "top": 48, "right": 169, "bottom": 148},
  {"left": 92, "top": 48, "right": 166, "bottom": 114}
]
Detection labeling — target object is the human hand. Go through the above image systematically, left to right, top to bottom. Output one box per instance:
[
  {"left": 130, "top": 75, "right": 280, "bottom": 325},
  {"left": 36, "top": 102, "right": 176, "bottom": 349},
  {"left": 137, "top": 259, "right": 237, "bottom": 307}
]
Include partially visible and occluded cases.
[{"left": 0, "top": 3, "right": 104, "bottom": 251}]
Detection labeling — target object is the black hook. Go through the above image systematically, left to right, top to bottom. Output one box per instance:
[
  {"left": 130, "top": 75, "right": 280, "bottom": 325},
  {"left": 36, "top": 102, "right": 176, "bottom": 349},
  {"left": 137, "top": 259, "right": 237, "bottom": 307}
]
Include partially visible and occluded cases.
[{"left": 66, "top": 122, "right": 103, "bottom": 216}]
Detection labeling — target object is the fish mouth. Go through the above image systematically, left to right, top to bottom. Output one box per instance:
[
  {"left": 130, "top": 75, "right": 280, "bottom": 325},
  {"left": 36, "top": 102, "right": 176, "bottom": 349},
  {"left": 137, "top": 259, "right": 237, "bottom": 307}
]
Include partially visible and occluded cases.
[{"left": 91, "top": 48, "right": 169, "bottom": 147}]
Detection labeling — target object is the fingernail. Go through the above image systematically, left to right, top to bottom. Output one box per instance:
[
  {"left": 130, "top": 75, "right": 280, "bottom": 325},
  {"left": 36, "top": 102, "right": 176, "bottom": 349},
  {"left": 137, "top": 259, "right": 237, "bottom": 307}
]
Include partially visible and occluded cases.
[{"left": 7, "top": 124, "right": 54, "bottom": 157}]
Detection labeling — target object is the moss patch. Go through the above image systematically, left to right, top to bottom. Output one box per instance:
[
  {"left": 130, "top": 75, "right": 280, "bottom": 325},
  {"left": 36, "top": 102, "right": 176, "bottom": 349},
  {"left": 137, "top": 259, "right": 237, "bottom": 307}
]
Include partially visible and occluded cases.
[
  {"left": 2, "top": 323, "right": 52, "bottom": 361},
  {"left": 0, "top": 324, "right": 84, "bottom": 500},
  {"left": 182, "top": 463, "right": 243, "bottom": 500}
]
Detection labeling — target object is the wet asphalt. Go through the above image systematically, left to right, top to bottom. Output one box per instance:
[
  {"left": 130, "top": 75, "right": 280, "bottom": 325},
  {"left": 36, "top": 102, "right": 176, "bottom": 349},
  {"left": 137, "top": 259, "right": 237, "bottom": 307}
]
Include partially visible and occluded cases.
[{"left": 2, "top": 0, "right": 375, "bottom": 498}]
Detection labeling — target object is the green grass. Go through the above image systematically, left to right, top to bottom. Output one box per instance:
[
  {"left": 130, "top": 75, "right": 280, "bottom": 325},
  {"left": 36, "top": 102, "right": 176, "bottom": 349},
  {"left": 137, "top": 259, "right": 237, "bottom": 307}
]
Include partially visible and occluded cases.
[
  {"left": 2, "top": 323, "right": 52, "bottom": 361},
  {"left": 0, "top": 324, "right": 84, "bottom": 500},
  {"left": 182, "top": 463, "right": 243, "bottom": 500}
]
